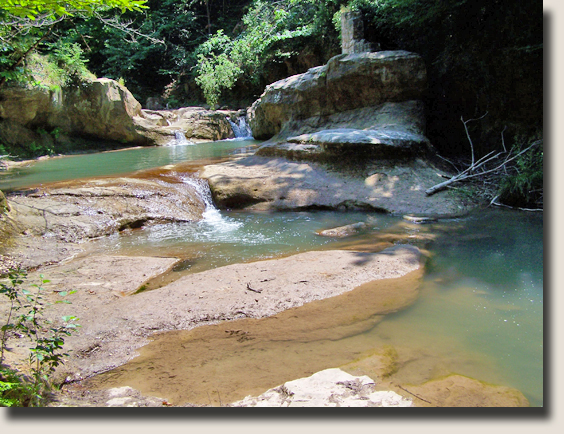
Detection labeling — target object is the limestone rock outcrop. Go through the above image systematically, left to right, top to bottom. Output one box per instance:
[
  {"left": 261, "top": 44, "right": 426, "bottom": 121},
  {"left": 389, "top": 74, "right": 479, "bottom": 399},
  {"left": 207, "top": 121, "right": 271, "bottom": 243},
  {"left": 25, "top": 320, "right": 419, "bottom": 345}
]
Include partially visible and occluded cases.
[
  {"left": 248, "top": 50, "right": 430, "bottom": 161},
  {"left": 0, "top": 79, "right": 239, "bottom": 149},
  {"left": 0, "top": 79, "right": 150, "bottom": 146},
  {"left": 133, "top": 107, "right": 238, "bottom": 145},
  {"left": 4, "top": 175, "right": 206, "bottom": 243},
  {"left": 230, "top": 368, "right": 413, "bottom": 407}
]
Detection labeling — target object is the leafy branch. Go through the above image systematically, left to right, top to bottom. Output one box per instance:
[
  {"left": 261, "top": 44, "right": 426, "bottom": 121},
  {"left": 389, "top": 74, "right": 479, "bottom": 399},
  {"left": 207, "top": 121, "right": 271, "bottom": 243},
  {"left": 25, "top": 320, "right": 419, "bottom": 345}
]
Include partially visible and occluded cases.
[{"left": 1, "top": 268, "right": 80, "bottom": 406}]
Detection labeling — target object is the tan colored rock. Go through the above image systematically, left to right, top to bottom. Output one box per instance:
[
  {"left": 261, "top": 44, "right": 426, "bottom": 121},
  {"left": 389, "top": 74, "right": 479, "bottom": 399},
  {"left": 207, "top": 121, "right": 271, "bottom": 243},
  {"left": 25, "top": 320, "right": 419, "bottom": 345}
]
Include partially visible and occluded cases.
[
  {"left": 248, "top": 51, "right": 427, "bottom": 140},
  {"left": 133, "top": 107, "right": 236, "bottom": 145},
  {"left": 202, "top": 155, "right": 471, "bottom": 215},
  {"left": 5, "top": 175, "right": 205, "bottom": 242},
  {"left": 0, "top": 189, "right": 8, "bottom": 213},
  {"left": 317, "top": 222, "right": 367, "bottom": 238},
  {"left": 30, "top": 245, "right": 422, "bottom": 382},
  {"left": 403, "top": 375, "right": 530, "bottom": 407}
]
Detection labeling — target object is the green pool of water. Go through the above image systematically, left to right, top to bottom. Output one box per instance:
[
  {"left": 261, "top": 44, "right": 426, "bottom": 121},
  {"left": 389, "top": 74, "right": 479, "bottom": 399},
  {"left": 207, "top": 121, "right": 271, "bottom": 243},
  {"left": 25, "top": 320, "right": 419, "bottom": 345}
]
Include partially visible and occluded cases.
[
  {"left": 0, "top": 139, "right": 258, "bottom": 191},
  {"left": 1, "top": 141, "right": 543, "bottom": 406}
]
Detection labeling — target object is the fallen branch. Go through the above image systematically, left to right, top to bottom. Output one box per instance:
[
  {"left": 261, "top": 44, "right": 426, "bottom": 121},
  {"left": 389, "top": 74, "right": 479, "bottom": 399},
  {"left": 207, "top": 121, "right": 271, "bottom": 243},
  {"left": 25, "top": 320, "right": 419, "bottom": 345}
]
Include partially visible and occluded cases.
[
  {"left": 426, "top": 114, "right": 542, "bottom": 196},
  {"left": 490, "top": 196, "right": 543, "bottom": 212},
  {"left": 396, "top": 385, "right": 433, "bottom": 405}
]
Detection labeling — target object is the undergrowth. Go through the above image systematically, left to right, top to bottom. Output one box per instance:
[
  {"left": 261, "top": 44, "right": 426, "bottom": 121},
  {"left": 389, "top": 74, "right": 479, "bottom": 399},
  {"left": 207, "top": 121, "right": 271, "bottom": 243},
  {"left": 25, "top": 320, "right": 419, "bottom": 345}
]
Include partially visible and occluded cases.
[{"left": 0, "top": 269, "right": 79, "bottom": 407}]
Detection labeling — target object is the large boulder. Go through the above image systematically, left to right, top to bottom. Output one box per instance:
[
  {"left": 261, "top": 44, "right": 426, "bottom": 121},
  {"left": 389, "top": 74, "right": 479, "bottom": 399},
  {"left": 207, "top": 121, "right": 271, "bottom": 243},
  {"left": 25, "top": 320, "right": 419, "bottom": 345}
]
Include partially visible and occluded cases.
[
  {"left": 247, "top": 51, "right": 431, "bottom": 162},
  {"left": 248, "top": 51, "right": 427, "bottom": 141},
  {"left": 53, "top": 78, "right": 149, "bottom": 145},
  {"left": 0, "top": 79, "right": 151, "bottom": 147}
]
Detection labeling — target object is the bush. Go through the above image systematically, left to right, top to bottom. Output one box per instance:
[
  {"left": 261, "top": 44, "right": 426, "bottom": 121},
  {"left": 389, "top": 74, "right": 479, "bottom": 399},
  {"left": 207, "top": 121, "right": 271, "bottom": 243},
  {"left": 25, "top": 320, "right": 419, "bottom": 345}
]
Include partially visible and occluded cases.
[{"left": 1, "top": 269, "right": 80, "bottom": 407}]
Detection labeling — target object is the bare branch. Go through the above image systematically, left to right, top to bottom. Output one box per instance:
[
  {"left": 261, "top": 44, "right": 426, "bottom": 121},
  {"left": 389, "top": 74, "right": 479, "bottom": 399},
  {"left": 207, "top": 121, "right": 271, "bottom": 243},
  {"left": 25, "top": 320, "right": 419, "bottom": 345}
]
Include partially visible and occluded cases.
[
  {"left": 460, "top": 112, "right": 488, "bottom": 166},
  {"left": 425, "top": 127, "right": 541, "bottom": 197}
]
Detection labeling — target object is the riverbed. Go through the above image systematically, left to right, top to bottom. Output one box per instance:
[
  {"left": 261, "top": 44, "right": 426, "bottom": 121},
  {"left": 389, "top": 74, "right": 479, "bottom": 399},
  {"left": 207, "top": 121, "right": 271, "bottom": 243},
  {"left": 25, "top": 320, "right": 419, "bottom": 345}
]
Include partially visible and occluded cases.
[{"left": 0, "top": 140, "right": 543, "bottom": 406}]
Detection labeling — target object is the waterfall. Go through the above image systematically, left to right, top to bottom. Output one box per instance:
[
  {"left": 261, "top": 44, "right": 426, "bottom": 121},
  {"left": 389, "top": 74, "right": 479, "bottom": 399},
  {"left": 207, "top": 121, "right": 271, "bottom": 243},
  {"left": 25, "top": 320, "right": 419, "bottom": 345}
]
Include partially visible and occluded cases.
[
  {"left": 228, "top": 116, "right": 253, "bottom": 139},
  {"left": 168, "top": 130, "right": 194, "bottom": 146},
  {"left": 181, "top": 175, "right": 242, "bottom": 231}
]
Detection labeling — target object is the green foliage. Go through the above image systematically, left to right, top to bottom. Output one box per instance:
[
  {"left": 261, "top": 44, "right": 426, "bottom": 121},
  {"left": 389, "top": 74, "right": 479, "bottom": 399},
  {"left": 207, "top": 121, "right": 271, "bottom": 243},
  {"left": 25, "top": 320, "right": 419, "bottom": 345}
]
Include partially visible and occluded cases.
[
  {"left": 0, "top": 0, "right": 148, "bottom": 20},
  {"left": 194, "top": 0, "right": 342, "bottom": 106},
  {"left": 195, "top": 37, "right": 242, "bottom": 109},
  {"left": 498, "top": 137, "right": 543, "bottom": 209},
  {"left": 0, "top": 268, "right": 80, "bottom": 407}
]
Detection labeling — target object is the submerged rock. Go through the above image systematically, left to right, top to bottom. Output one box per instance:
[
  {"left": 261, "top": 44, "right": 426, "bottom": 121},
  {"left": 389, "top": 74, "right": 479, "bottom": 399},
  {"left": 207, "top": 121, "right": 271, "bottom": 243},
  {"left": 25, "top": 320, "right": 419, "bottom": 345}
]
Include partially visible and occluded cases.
[
  {"left": 317, "top": 222, "right": 368, "bottom": 238},
  {"left": 229, "top": 368, "right": 413, "bottom": 407}
]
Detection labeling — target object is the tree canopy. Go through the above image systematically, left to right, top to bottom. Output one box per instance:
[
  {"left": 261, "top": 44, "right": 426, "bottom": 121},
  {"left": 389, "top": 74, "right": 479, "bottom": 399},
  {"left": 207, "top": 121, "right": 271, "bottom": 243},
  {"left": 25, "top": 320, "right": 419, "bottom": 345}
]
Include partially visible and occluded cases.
[{"left": 0, "top": 0, "right": 147, "bottom": 19}]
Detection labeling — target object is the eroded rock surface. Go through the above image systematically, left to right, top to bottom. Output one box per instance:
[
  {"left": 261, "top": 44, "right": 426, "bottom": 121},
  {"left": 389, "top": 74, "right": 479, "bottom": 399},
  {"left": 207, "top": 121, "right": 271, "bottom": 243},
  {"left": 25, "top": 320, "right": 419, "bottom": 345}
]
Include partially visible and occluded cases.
[
  {"left": 0, "top": 80, "right": 240, "bottom": 148},
  {"left": 133, "top": 107, "right": 240, "bottom": 145},
  {"left": 202, "top": 155, "right": 471, "bottom": 215},
  {"left": 3, "top": 176, "right": 205, "bottom": 243},
  {"left": 23, "top": 245, "right": 422, "bottom": 382},
  {"left": 230, "top": 368, "right": 413, "bottom": 407}
]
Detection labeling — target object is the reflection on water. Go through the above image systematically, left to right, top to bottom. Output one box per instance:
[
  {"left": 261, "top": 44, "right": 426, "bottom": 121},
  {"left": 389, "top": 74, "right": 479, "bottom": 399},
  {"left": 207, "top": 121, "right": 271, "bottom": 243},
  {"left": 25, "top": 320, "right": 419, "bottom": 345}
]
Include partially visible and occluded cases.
[{"left": 88, "top": 208, "right": 543, "bottom": 407}]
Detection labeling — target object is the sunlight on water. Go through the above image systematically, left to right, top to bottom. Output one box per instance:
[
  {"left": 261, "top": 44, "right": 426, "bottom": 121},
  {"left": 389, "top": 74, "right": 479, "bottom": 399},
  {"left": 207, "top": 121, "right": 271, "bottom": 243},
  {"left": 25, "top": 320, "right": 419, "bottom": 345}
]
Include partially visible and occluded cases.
[{"left": 1, "top": 139, "right": 543, "bottom": 406}]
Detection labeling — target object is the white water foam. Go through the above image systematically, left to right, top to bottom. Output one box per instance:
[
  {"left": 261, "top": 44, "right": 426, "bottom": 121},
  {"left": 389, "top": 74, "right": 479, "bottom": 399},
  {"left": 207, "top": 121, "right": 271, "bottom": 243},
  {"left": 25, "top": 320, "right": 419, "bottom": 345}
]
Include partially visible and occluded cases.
[
  {"left": 228, "top": 116, "right": 253, "bottom": 140},
  {"left": 180, "top": 175, "right": 242, "bottom": 232}
]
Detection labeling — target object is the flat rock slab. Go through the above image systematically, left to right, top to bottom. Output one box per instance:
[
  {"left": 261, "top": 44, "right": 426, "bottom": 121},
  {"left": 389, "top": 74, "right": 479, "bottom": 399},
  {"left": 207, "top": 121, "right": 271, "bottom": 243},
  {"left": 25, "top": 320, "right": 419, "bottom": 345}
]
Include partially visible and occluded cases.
[
  {"left": 202, "top": 155, "right": 471, "bottom": 215},
  {"left": 5, "top": 176, "right": 205, "bottom": 243},
  {"left": 36, "top": 245, "right": 421, "bottom": 381},
  {"left": 230, "top": 368, "right": 413, "bottom": 407}
]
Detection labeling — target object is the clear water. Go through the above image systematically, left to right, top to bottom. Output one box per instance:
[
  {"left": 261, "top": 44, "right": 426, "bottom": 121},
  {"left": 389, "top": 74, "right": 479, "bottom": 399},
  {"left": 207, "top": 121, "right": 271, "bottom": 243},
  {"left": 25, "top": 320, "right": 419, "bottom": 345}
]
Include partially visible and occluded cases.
[
  {"left": 0, "top": 139, "right": 259, "bottom": 192},
  {"left": 2, "top": 141, "right": 543, "bottom": 406},
  {"left": 92, "top": 207, "right": 543, "bottom": 406}
]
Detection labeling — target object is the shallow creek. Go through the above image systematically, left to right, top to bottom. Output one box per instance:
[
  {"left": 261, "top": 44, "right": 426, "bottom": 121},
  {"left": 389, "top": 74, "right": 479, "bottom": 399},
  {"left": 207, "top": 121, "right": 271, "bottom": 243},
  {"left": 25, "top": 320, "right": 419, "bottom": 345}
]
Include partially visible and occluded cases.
[{"left": 0, "top": 140, "right": 543, "bottom": 407}]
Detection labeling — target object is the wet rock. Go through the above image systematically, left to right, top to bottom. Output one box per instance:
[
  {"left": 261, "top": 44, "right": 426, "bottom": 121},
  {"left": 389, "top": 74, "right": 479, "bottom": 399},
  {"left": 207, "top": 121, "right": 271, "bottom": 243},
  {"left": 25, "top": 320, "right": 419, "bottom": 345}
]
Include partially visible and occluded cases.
[
  {"left": 133, "top": 107, "right": 237, "bottom": 145},
  {"left": 5, "top": 176, "right": 205, "bottom": 243},
  {"left": 317, "top": 222, "right": 367, "bottom": 238},
  {"left": 32, "top": 245, "right": 422, "bottom": 381},
  {"left": 229, "top": 368, "right": 412, "bottom": 407},
  {"left": 403, "top": 375, "right": 530, "bottom": 407}
]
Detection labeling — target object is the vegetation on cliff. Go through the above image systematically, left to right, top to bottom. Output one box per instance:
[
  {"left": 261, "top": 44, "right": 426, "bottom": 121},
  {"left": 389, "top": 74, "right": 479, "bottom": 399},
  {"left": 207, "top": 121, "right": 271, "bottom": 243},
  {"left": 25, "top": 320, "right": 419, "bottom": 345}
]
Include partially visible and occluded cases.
[{"left": 0, "top": 0, "right": 542, "bottom": 207}]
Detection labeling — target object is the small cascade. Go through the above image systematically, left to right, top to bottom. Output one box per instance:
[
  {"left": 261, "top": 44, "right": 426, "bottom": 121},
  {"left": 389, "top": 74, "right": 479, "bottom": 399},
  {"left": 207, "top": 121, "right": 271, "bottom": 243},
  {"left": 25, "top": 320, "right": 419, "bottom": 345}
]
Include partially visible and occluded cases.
[
  {"left": 228, "top": 116, "right": 253, "bottom": 139},
  {"left": 168, "top": 130, "right": 194, "bottom": 146},
  {"left": 180, "top": 175, "right": 242, "bottom": 231}
]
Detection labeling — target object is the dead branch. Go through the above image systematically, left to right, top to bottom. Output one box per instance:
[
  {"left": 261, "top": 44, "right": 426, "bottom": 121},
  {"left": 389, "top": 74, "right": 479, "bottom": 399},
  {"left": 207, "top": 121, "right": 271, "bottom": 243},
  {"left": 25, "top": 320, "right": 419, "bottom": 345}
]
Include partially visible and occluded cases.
[
  {"left": 93, "top": 13, "right": 165, "bottom": 45},
  {"left": 426, "top": 114, "right": 542, "bottom": 196}
]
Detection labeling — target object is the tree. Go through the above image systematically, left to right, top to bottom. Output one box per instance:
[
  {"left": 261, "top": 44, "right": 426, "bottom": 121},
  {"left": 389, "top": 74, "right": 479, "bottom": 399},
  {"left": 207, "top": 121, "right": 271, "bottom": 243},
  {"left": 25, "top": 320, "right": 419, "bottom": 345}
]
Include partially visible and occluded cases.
[
  {"left": 0, "top": 0, "right": 148, "bottom": 87},
  {"left": 0, "top": 0, "right": 147, "bottom": 20}
]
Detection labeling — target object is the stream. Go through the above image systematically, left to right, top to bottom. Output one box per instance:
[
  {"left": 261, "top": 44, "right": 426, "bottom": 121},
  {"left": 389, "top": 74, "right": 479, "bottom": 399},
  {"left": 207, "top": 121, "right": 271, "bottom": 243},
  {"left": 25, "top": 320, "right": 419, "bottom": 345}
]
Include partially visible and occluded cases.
[{"left": 0, "top": 139, "right": 543, "bottom": 407}]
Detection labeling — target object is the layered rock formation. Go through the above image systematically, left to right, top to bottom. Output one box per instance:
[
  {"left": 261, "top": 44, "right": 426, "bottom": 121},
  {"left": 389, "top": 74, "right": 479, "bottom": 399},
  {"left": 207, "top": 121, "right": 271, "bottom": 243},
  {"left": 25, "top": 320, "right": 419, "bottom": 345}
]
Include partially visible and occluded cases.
[
  {"left": 248, "top": 50, "right": 431, "bottom": 161},
  {"left": 0, "top": 78, "right": 239, "bottom": 149},
  {"left": 4, "top": 175, "right": 206, "bottom": 243}
]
